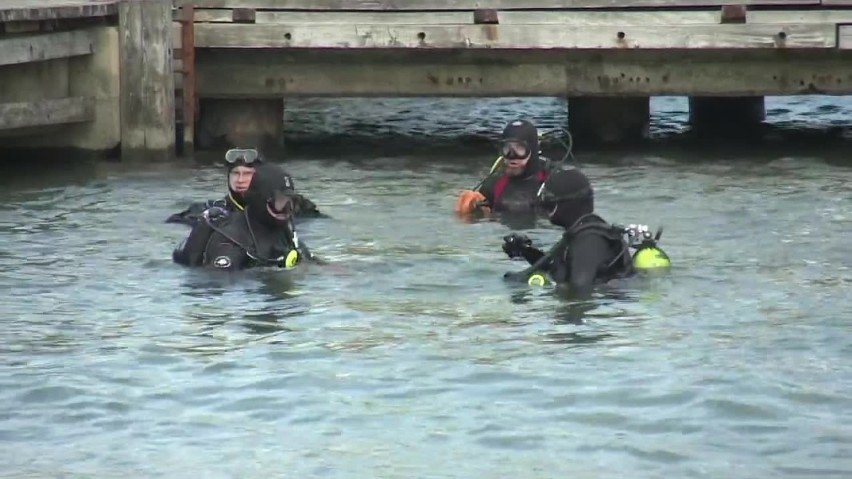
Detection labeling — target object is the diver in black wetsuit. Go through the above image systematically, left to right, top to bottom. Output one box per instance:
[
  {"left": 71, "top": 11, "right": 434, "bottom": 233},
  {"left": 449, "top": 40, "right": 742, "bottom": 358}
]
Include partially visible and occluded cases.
[
  {"left": 455, "top": 119, "right": 556, "bottom": 216},
  {"left": 166, "top": 148, "right": 324, "bottom": 227},
  {"left": 172, "top": 162, "right": 322, "bottom": 271},
  {"left": 501, "top": 167, "right": 670, "bottom": 297}
]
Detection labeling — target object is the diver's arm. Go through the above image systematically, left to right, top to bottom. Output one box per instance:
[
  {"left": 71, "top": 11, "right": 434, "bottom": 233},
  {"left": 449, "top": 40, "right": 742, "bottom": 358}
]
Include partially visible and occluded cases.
[
  {"left": 294, "top": 194, "right": 330, "bottom": 219},
  {"left": 165, "top": 199, "right": 222, "bottom": 225},
  {"left": 172, "top": 220, "right": 215, "bottom": 266},
  {"left": 502, "top": 233, "right": 545, "bottom": 266},
  {"left": 502, "top": 234, "right": 568, "bottom": 283},
  {"left": 520, "top": 246, "right": 546, "bottom": 266}
]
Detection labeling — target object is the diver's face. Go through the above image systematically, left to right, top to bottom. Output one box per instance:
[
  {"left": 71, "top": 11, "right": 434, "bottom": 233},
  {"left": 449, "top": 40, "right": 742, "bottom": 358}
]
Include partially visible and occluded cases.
[
  {"left": 501, "top": 140, "right": 531, "bottom": 176},
  {"left": 228, "top": 165, "right": 255, "bottom": 193}
]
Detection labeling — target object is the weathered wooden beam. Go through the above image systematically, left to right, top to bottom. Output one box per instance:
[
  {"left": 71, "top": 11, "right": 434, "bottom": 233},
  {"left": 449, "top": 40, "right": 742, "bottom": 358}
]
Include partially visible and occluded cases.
[
  {"left": 0, "top": 0, "right": 117, "bottom": 22},
  {"left": 119, "top": 0, "right": 175, "bottom": 160},
  {"left": 175, "top": 0, "right": 821, "bottom": 10},
  {"left": 821, "top": 0, "right": 852, "bottom": 5},
  {"left": 181, "top": 3, "right": 197, "bottom": 153},
  {"left": 176, "top": 9, "right": 852, "bottom": 25},
  {"left": 748, "top": 10, "right": 852, "bottom": 23},
  {"left": 4, "top": 21, "right": 41, "bottom": 33},
  {"left": 173, "top": 21, "right": 183, "bottom": 49},
  {"left": 194, "top": 23, "right": 837, "bottom": 49},
  {"left": 839, "top": 25, "right": 852, "bottom": 49},
  {"left": 0, "top": 30, "right": 95, "bottom": 66},
  {"left": 194, "top": 53, "right": 852, "bottom": 97},
  {"left": 0, "top": 97, "right": 95, "bottom": 130}
]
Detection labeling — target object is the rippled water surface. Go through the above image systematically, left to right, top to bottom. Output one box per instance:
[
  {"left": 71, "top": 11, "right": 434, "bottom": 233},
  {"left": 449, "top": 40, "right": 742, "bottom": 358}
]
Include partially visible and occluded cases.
[{"left": 1, "top": 97, "right": 851, "bottom": 478}]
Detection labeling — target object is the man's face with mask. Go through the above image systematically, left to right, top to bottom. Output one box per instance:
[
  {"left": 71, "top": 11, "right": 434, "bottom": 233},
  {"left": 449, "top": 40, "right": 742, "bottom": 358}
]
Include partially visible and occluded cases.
[{"left": 501, "top": 139, "right": 531, "bottom": 177}]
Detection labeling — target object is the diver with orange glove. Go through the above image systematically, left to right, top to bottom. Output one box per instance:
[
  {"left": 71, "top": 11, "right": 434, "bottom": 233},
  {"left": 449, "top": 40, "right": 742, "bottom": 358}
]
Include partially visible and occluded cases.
[{"left": 454, "top": 119, "right": 569, "bottom": 217}]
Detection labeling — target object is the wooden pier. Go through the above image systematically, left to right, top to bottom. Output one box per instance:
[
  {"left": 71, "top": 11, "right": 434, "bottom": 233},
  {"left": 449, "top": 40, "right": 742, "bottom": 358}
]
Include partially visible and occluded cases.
[{"left": 2, "top": 0, "right": 852, "bottom": 158}]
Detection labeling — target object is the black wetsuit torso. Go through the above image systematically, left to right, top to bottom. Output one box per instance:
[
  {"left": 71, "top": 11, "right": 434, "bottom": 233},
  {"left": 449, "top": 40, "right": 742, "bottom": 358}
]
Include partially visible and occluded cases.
[
  {"left": 479, "top": 158, "right": 551, "bottom": 214},
  {"left": 172, "top": 205, "right": 312, "bottom": 271},
  {"left": 508, "top": 214, "right": 634, "bottom": 296}
]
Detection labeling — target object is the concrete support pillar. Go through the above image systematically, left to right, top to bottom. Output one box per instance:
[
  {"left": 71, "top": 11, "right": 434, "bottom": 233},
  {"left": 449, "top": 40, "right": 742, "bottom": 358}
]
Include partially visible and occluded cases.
[
  {"left": 119, "top": 0, "right": 175, "bottom": 161},
  {"left": 65, "top": 26, "right": 121, "bottom": 154},
  {"left": 0, "top": 27, "right": 120, "bottom": 157},
  {"left": 567, "top": 96, "right": 650, "bottom": 146},
  {"left": 688, "top": 96, "right": 765, "bottom": 136},
  {"left": 196, "top": 98, "right": 285, "bottom": 152}
]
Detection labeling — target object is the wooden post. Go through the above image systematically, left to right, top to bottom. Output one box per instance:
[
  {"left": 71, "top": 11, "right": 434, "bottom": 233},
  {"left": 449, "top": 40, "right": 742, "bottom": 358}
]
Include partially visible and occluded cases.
[
  {"left": 118, "top": 0, "right": 175, "bottom": 161},
  {"left": 181, "top": 3, "right": 196, "bottom": 154}
]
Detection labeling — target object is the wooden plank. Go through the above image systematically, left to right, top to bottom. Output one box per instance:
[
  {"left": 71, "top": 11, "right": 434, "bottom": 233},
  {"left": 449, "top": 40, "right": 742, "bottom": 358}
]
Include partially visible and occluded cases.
[
  {"left": 0, "top": 0, "right": 117, "bottom": 22},
  {"left": 119, "top": 0, "right": 175, "bottom": 158},
  {"left": 177, "top": 0, "right": 821, "bottom": 10},
  {"left": 821, "top": 0, "right": 852, "bottom": 5},
  {"left": 181, "top": 4, "right": 196, "bottom": 153},
  {"left": 183, "top": 8, "right": 232, "bottom": 23},
  {"left": 244, "top": 10, "right": 852, "bottom": 25},
  {"left": 250, "top": 10, "right": 720, "bottom": 25},
  {"left": 749, "top": 10, "right": 852, "bottom": 23},
  {"left": 4, "top": 21, "right": 41, "bottom": 33},
  {"left": 173, "top": 21, "right": 183, "bottom": 49},
  {"left": 195, "top": 23, "right": 837, "bottom": 49},
  {"left": 839, "top": 25, "right": 852, "bottom": 49},
  {"left": 0, "top": 30, "right": 95, "bottom": 66},
  {"left": 195, "top": 54, "right": 852, "bottom": 97},
  {"left": 0, "top": 97, "right": 94, "bottom": 130}
]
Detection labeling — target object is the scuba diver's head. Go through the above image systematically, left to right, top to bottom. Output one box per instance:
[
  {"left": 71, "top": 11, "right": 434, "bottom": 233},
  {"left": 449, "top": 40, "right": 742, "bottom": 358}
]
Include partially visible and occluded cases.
[
  {"left": 500, "top": 119, "right": 540, "bottom": 177},
  {"left": 224, "top": 148, "right": 263, "bottom": 196},
  {"left": 244, "top": 162, "right": 298, "bottom": 228},
  {"left": 537, "top": 167, "right": 594, "bottom": 229}
]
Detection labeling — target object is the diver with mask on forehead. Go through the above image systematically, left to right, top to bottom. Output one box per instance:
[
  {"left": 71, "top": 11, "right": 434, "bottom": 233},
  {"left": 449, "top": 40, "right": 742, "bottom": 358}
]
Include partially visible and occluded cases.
[
  {"left": 455, "top": 119, "right": 568, "bottom": 217},
  {"left": 166, "top": 147, "right": 325, "bottom": 227},
  {"left": 172, "top": 162, "right": 324, "bottom": 271},
  {"left": 501, "top": 167, "right": 671, "bottom": 298}
]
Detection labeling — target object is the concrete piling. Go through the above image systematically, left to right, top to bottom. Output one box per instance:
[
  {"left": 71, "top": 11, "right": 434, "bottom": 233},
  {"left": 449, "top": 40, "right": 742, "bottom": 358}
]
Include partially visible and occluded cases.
[
  {"left": 1, "top": 0, "right": 851, "bottom": 159},
  {"left": 118, "top": 0, "right": 176, "bottom": 161}
]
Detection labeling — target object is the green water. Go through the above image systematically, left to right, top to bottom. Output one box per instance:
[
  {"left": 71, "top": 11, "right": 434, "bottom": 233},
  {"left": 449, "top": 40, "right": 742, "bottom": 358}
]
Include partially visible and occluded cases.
[{"left": 1, "top": 96, "right": 850, "bottom": 478}]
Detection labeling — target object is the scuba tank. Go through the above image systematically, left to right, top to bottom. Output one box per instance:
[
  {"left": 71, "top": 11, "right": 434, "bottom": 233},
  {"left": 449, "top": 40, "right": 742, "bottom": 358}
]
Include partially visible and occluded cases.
[{"left": 623, "top": 224, "right": 672, "bottom": 270}]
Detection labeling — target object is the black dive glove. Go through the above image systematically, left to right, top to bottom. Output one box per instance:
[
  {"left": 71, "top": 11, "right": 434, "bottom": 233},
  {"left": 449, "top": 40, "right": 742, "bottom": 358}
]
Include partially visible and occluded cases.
[{"left": 502, "top": 233, "right": 532, "bottom": 259}]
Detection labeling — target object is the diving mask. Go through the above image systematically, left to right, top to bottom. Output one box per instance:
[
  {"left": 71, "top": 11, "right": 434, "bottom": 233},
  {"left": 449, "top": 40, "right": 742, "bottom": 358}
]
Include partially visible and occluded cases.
[{"left": 224, "top": 148, "right": 262, "bottom": 166}]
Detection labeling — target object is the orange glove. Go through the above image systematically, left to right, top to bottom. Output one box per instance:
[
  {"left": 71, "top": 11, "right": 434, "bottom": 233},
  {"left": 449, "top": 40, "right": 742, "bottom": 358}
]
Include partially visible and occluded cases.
[{"left": 454, "top": 190, "right": 488, "bottom": 215}]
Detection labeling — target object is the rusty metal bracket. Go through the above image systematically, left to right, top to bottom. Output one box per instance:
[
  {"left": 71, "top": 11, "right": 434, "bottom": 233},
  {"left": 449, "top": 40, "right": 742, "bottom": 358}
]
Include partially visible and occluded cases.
[
  {"left": 720, "top": 5, "right": 747, "bottom": 24},
  {"left": 233, "top": 8, "right": 256, "bottom": 24},
  {"left": 473, "top": 9, "right": 499, "bottom": 25}
]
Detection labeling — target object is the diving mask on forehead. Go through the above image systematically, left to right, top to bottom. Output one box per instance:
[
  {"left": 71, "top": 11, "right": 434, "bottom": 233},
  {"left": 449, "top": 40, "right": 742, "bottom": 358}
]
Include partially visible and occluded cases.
[
  {"left": 500, "top": 140, "right": 530, "bottom": 161},
  {"left": 224, "top": 148, "right": 261, "bottom": 166},
  {"left": 268, "top": 175, "right": 297, "bottom": 217},
  {"left": 268, "top": 193, "right": 295, "bottom": 217}
]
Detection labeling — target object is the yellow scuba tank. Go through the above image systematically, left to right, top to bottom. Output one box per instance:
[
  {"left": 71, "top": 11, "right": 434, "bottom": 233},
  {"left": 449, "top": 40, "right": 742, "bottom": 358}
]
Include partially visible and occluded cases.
[
  {"left": 626, "top": 224, "right": 672, "bottom": 271},
  {"left": 632, "top": 245, "right": 671, "bottom": 270}
]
